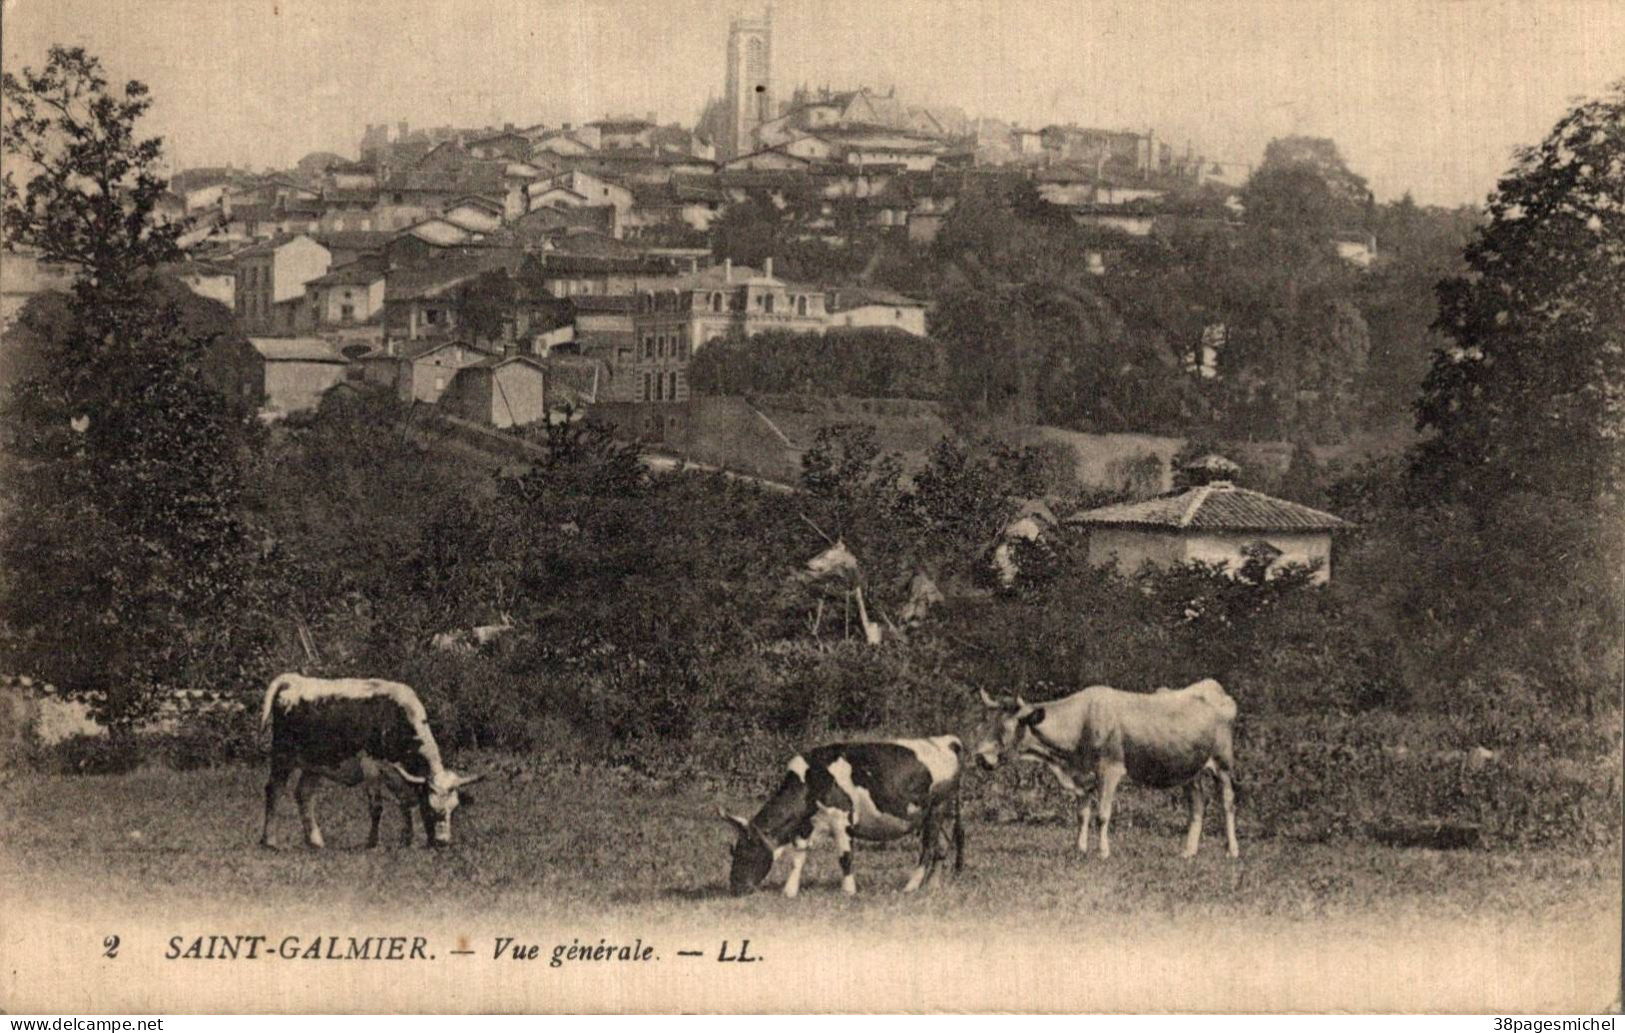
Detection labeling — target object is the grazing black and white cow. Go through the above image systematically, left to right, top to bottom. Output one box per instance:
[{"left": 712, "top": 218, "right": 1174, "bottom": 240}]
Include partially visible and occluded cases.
[
  {"left": 259, "top": 674, "right": 482, "bottom": 850},
  {"left": 974, "top": 679, "right": 1240, "bottom": 859},
  {"left": 718, "top": 736, "right": 964, "bottom": 897}
]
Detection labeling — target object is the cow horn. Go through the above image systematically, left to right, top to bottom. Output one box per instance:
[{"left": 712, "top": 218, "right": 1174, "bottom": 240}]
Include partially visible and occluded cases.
[
  {"left": 977, "top": 687, "right": 1001, "bottom": 709},
  {"left": 1015, "top": 694, "right": 1029, "bottom": 710},
  {"left": 389, "top": 762, "right": 428, "bottom": 785},
  {"left": 452, "top": 771, "right": 486, "bottom": 789},
  {"left": 715, "top": 805, "right": 749, "bottom": 830}
]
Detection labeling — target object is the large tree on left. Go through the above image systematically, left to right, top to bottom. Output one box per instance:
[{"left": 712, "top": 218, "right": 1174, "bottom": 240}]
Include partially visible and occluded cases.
[{"left": 1, "top": 46, "right": 270, "bottom": 729}]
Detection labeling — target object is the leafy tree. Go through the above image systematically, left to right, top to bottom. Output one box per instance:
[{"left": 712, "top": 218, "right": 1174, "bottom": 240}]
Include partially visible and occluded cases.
[
  {"left": 1, "top": 46, "right": 183, "bottom": 296},
  {"left": 0, "top": 47, "right": 267, "bottom": 728},
  {"left": 1415, "top": 79, "right": 1625, "bottom": 509},
  {"left": 1258, "top": 135, "right": 1373, "bottom": 214},
  {"left": 455, "top": 268, "right": 517, "bottom": 346},
  {"left": 689, "top": 328, "right": 945, "bottom": 399}
]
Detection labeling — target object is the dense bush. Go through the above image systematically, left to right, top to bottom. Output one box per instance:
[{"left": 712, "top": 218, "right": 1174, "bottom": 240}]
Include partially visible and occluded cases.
[
  {"left": 689, "top": 328, "right": 946, "bottom": 400},
  {"left": 40, "top": 733, "right": 143, "bottom": 776}
]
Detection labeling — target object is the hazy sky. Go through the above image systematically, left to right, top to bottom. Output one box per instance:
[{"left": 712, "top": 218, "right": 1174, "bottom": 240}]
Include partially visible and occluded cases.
[{"left": 4, "top": 0, "right": 1622, "bottom": 205}]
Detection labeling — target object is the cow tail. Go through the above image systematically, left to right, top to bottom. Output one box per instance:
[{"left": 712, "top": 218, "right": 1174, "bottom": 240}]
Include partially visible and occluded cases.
[{"left": 260, "top": 675, "right": 292, "bottom": 731}]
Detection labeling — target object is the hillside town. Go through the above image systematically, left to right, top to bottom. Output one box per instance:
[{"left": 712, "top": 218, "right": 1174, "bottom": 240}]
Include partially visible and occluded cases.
[
  {"left": 3, "top": 0, "right": 1623, "bottom": 1015},
  {"left": 4, "top": 8, "right": 1382, "bottom": 438}
]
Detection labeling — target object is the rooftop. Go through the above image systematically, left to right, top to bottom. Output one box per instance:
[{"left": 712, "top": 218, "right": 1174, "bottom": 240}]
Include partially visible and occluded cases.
[
  {"left": 315, "top": 230, "right": 397, "bottom": 252},
  {"left": 237, "top": 232, "right": 325, "bottom": 257},
  {"left": 385, "top": 252, "right": 516, "bottom": 300},
  {"left": 305, "top": 258, "right": 387, "bottom": 287},
  {"left": 825, "top": 286, "right": 927, "bottom": 312},
  {"left": 249, "top": 337, "right": 347, "bottom": 363},
  {"left": 1069, "top": 483, "right": 1349, "bottom": 533}
]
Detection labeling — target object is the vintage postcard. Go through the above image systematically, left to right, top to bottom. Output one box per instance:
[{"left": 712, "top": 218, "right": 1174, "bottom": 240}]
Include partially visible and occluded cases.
[{"left": 1, "top": 0, "right": 1621, "bottom": 1015}]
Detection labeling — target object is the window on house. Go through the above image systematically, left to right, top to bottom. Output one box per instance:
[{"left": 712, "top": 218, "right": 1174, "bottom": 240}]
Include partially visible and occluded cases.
[
  {"left": 711, "top": 292, "right": 722, "bottom": 312},
  {"left": 763, "top": 293, "right": 774, "bottom": 313},
  {"left": 796, "top": 295, "right": 807, "bottom": 316},
  {"left": 341, "top": 304, "right": 355, "bottom": 322},
  {"left": 426, "top": 309, "right": 440, "bottom": 325},
  {"left": 668, "top": 371, "right": 678, "bottom": 400},
  {"left": 642, "top": 372, "right": 651, "bottom": 401},
  {"left": 654, "top": 372, "right": 663, "bottom": 401}
]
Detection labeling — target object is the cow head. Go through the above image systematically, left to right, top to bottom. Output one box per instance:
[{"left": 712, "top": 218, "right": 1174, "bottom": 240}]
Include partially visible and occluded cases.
[
  {"left": 973, "top": 687, "right": 1045, "bottom": 771},
  {"left": 391, "top": 765, "right": 485, "bottom": 846},
  {"left": 717, "top": 806, "right": 776, "bottom": 896}
]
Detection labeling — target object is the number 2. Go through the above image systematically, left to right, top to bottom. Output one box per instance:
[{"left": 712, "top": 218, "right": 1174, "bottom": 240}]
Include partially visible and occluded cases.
[{"left": 103, "top": 935, "right": 120, "bottom": 959}]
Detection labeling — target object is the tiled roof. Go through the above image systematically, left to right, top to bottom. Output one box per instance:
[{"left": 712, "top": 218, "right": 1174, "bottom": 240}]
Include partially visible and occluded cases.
[
  {"left": 385, "top": 162, "right": 507, "bottom": 196},
  {"left": 321, "top": 187, "right": 378, "bottom": 205},
  {"left": 446, "top": 194, "right": 506, "bottom": 214},
  {"left": 229, "top": 203, "right": 279, "bottom": 223},
  {"left": 511, "top": 206, "right": 617, "bottom": 239},
  {"left": 315, "top": 230, "right": 396, "bottom": 253},
  {"left": 538, "top": 231, "right": 642, "bottom": 259},
  {"left": 237, "top": 232, "right": 324, "bottom": 257},
  {"left": 385, "top": 252, "right": 516, "bottom": 300},
  {"left": 535, "top": 253, "right": 673, "bottom": 274},
  {"left": 305, "top": 258, "right": 387, "bottom": 287},
  {"left": 826, "top": 286, "right": 926, "bottom": 312},
  {"left": 569, "top": 295, "right": 637, "bottom": 313},
  {"left": 249, "top": 337, "right": 347, "bottom": 363},
  {"left": 397, "top": 338, "right": 502, "bottom": 362},
  {"left": 1069, "top": 483, "right": 1349, "bottom": 532}
]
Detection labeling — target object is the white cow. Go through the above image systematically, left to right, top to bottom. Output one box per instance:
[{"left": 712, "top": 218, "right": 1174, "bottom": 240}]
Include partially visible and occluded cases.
[{"left": 974, "top": 679, "right": 1240, "bottom": 859}]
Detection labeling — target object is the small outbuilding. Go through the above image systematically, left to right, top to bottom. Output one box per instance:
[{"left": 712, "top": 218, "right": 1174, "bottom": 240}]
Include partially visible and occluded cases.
[
  {"left": 248, "top": 337, "right": 349, "bottom": 415},
  {"left": 1068, "top": 457, "right": 1349, "bottom": 583}
]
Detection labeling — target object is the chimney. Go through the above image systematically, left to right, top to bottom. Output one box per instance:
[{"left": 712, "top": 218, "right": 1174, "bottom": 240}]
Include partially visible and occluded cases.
[
  {"left": 397, "top": 121, "right": 409, "bottom": 141},
  {"left": 504, "top": 122, "right": 514, "bottom": 132},
  {"left": 563, "top": 122, "right": 572, "bottom": 131},
  {"left": 763, "top": 257, "right": 773, "bottom": 279},
  {"left": 724, "top": 258, "right": 732, "bottom": 283}
]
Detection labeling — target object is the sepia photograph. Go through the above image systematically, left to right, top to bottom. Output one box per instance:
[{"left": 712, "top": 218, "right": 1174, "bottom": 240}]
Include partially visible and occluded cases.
[{"left": 0, "top": 0, "right": 1621, "bottom": 1016}]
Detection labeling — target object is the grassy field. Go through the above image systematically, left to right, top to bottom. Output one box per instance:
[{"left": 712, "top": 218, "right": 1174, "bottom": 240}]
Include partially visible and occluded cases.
[
  {"left": 3, "top": 757, "right": 1619, "bottom": 1011},
  {"left": 4, "top": 757, "right": 1618, "bottom": 922}
]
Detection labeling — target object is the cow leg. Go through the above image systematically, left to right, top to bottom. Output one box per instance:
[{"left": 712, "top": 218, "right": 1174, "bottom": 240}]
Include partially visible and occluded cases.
[
  {"left": 260, "top": 757, "right": 295, "bottom": 849},
  {"left": 1095, "top": 761, "right": 1126, "bottom": 859},
  {"left": 1047, "top": 763, "right": 1093, "bottom": 854},
  {"left": 1216, "top": 766, "right": 1239, "bottom": 858},
  {"left": 294, "top": 772, "right": 326, "bottom": 849},
  {"left": 1182, "top": 778, "right": 1207, "bottom": 858},
  {"left": 366, "top": 784, "right": 385, "bottom": 849},
  {"left": 950, "top": 790, "right": 966, "bottom": 874},
  {"left": 398, "top": 798, "right": 416, "bottom": 848},
  {"left": 906, "top": 803, "right": 949, "bottom": 892},
  {"left": 924, "top": 805, "right": 958, "bottom": 889},
  {"left": 831, "top": 813, "right": 856, "bottom": 895},
  {"left": 904, "top": 818, "right": 933, "bottom": 893},
  {"left": 782, "top": 835, "right": 812, "bottom": 898}
]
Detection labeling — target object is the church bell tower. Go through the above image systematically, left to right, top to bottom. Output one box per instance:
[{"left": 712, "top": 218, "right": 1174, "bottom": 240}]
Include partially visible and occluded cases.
[{"left": 722, "top": 8, "right": 773, "bottom": 160}]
